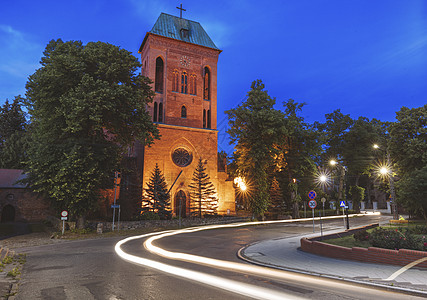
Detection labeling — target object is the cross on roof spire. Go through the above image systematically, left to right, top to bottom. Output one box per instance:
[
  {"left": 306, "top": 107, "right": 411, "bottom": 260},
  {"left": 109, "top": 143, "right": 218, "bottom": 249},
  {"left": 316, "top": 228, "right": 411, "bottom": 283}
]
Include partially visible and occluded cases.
[{"left": 176, "top": 3, "right": 186, "bottom": 18}]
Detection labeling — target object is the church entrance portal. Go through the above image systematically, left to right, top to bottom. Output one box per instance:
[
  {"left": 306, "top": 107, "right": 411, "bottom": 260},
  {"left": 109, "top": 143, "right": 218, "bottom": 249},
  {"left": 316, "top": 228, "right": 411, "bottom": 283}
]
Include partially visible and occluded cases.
[
  {"left": 175, "top": 190, "right": 187, "bottom": 218},
  {"left": 1, "top": 205, "right": 16, "bottom": 222}
]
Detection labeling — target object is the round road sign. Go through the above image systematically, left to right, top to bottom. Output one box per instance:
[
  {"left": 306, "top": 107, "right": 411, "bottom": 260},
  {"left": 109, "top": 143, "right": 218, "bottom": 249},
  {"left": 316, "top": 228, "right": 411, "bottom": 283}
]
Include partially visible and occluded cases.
[
  {"left": 308, "top": 190, "right": 317, "bottom": 200},
  {"left": 321, "top": 197, "right": 326, "bottom": 203},
  {"left": 308, "top": 200, "right": 317, "bottom": 209},
  {"left": 61, "top": 210, "right": 68, "bottom": 217}
]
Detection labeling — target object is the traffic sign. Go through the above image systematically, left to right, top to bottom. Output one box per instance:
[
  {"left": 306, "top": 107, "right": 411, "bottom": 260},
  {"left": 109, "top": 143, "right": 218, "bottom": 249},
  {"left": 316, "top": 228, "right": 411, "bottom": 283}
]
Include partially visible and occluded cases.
[
  {"left": 308, "top": 190, "right": 317, "bottom": 200},
  {"left": 321, "top": 197, "right": 326, "bottom": 203},
  {"left": 308, "top": 200, "right": 317, "bottom": 209},
  {"left": 340, "top": 201, "right": 346, "bottom": 207},
  {"left": 111, "top": 204, "right": 120, "bottom": 208},
  {"left": 61, "top": 210, "right": 68, "bottom": 217}
]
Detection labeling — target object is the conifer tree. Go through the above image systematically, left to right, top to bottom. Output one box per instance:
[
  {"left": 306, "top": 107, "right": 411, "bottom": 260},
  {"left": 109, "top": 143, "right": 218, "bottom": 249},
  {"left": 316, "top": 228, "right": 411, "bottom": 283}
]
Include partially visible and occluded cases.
[
  {"left": 189, "top": 158, "right": 218, "bottom": 217},
  {"left": 142, "top": 163, "right": 171, "bottom": 219}
]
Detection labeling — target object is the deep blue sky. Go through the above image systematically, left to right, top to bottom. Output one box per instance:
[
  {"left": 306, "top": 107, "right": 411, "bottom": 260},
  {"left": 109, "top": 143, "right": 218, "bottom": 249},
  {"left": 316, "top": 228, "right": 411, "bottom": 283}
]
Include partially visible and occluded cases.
[{"left": 1, "top": 0, "right": 426, "bottom": 152}]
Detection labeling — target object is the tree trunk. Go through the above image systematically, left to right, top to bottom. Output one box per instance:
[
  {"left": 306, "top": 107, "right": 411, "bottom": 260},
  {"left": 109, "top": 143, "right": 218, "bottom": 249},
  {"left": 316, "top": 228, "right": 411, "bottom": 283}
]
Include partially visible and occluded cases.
[{"left": 76, "top": 215, "right": 86, "bottom": 229}]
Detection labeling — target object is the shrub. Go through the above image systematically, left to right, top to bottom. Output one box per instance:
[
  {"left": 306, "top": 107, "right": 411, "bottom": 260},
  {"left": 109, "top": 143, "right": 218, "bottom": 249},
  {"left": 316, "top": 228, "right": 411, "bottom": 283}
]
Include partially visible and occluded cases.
[
  {"left": 140, "top": 211, "right": 160, "bottom": 220},
  {"left": 369, "top": 228, "right": 424, "bottom": 251},
  {"left": 353, "top": 229, "right": 370, "bottom": 241}
]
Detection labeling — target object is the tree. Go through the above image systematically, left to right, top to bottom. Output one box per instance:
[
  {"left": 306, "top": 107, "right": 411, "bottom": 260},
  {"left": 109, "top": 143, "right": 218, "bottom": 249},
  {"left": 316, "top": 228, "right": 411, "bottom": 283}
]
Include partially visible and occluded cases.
[
  {"left": 24, "top": 39, "right": 159, "bottom": 227},
  {"left": 226, "top": 80, "right": 286, "bottom": 219},
  {"left": 0, "top": 96, "right": 28, "bottom": 169},
  {"left": 277, "top": 100, "right": 321, "bottom": 218},
  {"left": 389, "top": 105, "right": 427, "bottom": 219},
  {"left": 188, "top": 158, "right": 218, "bottom": 217},
  {"left": 142, "top": 163, "right": 171, "bottom": 220},
  {"left": 396, "top": 166, "right": 427, "bottom": 221},
  {"left": 267, "top": 177, "right": 284, "bottom": 218},
  {"left": 349, "top": 185, "right": 365, "bottom": 213}
]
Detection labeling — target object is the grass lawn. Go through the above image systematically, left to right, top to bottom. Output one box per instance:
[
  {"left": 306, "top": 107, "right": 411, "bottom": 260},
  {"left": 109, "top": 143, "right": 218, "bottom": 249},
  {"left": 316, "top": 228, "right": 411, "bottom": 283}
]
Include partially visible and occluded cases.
[{"left": 322, "top": 235, "right": 372, "bottom": 248}]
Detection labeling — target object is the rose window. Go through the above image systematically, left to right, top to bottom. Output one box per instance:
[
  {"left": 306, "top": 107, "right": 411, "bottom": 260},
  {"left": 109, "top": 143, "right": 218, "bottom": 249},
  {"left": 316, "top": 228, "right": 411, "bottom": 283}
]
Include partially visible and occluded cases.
[{"left": 172, "top": 148, "right": 192, "bottom": 167}]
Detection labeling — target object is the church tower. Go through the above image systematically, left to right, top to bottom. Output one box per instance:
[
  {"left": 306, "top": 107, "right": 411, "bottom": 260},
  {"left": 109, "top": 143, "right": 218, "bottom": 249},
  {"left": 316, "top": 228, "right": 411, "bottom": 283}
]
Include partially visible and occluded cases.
[{"left": 139, "top": 12, "right": 235, "bottom": 216}]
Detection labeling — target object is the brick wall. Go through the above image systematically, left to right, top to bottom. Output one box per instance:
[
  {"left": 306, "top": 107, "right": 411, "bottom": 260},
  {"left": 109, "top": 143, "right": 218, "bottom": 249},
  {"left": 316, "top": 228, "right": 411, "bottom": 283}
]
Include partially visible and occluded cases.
[{"left": 300, "top": 224, "right": 427, "bottom": 268}]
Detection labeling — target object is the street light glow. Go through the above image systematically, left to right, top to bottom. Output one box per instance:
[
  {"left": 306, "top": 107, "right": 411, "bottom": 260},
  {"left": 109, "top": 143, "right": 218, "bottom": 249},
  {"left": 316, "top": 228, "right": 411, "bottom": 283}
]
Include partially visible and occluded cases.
[
  {"left": 373, "top": 144, "right": 379, "bottom": 149},
  {"left": 329, "top": 159, "right": 337, "bottom": 166},
  {"left": 320, "top": 175, "right": 327, "bottom": 182},
  {"left": 234, "top": 177, "right": 247, "bottom": 192}
]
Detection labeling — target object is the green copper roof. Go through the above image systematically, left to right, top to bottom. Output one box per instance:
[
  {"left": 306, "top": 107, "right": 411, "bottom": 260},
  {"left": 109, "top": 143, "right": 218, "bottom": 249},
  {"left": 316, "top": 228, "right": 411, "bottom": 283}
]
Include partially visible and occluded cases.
[{"left": 140, "top": 13, "right": 220, "bottom": 51}]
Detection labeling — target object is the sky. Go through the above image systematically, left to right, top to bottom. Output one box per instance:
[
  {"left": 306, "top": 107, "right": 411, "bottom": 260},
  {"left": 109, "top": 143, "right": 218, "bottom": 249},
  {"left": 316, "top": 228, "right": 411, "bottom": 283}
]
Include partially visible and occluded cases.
[{"left": 1, "top": 0, "right": 426, "bottom": 153}]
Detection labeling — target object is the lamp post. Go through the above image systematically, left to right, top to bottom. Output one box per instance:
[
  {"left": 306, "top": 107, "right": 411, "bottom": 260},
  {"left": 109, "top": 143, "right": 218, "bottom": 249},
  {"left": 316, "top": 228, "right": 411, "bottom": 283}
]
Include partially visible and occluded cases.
[
  {"left": 373, "top": 144, "right": 398, "bottom": 220},
  {"left": 330, "top": 159, "right": 349, "bottom": 229}
]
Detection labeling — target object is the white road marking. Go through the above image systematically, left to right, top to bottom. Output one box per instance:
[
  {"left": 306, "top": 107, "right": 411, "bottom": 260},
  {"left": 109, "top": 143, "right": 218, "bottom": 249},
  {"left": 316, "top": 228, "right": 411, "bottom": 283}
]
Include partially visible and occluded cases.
[{"left": 385, "top": 257, "right": 427, "bottom": 281}]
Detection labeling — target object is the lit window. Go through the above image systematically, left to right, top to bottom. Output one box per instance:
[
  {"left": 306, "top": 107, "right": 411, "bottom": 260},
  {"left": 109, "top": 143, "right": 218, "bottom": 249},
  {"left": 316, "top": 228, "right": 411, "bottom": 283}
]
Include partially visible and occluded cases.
[
  {"left": 203, "top": 67, "right": 210, "bottom": 100},
  {"left": 172, "top": 69, "right": 179, "bottom": 92}
]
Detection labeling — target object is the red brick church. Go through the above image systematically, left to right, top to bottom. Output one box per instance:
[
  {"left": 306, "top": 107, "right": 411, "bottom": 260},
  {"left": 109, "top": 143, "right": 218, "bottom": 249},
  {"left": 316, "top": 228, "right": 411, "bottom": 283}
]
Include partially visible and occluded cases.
[{"left": 136, "top": 12, "right": 235, "bottom": 216}]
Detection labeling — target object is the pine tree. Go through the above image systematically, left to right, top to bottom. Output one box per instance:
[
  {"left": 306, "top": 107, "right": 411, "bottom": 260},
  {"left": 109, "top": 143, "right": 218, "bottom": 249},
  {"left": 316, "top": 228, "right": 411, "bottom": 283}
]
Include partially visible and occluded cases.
[
  {"left": 189, "top": 158, "right": 218, "bottom": 217},
  {"left": 142, "top": 164, "right": 171, "bottom": 219}
]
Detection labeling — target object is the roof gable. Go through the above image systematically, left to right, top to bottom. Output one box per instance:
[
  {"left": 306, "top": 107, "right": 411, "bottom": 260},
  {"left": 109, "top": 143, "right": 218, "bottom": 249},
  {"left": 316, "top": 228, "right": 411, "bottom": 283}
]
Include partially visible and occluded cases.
[{"left": 140, "top": 13, "right": 220, "bottom": 52}]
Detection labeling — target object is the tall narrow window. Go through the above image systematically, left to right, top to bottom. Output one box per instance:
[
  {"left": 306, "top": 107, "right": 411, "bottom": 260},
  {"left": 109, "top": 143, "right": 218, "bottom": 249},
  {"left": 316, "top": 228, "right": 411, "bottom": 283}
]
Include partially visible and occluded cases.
[
  {"left": 155, "top": 57, "right": 164, "bottom": 93},
  {"left": 203, "top": 67, "right": 210, "bottom": 100},
  {"left": 172, "top": 70, "right": 179, "bottom": 92},
  {"left": 181, "top": 72, "right": 188, "bottom": 94},
  {"left": 190, "top": 74, "right": 197, "bottom": 95},
  {"left": 153, "top": 102, "right": 158, "bottom": 122},
  {"left": 158, "top": 103, "right": 163, "bottom": 123},
  {"left": 181, "top": 106, "right": 187, "bottom": 118},
  {"left": 203, "top": 109, "right": 206, "bottom": 128},
  {"left": 207, "top": 109, "right": 211, "bottom": 129}
]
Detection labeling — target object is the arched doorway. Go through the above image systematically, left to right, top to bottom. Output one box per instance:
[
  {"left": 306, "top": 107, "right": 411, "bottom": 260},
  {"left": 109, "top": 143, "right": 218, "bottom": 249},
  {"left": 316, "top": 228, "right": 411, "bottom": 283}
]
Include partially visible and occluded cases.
[
  {"left": 175, "top": 190, "right": 187, "bottom": 218},
  {"left": 1, "top": 205, "right": 16, "bottom": 222}
]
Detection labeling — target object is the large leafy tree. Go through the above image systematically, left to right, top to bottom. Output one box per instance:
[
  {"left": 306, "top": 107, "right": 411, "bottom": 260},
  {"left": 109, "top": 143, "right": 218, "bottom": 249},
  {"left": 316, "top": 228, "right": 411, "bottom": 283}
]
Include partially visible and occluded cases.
[
  {"left": 24, "top": 39, "right": 159, "bottom": 227},
  {"left": 226, "top": 80, "right": 286, "bottom": 219},
  {"left": 0, "top": 96, "right": 28, "bottom": 169},
  {"left": 276, "top": 100, "right": 321, "bottom": 218},
  {"left": 389, "top": 105, "right": 427, "bottom": 219},
  {"left": 188, "top": 158, "right": 218, "bottom": 217},
  {"left": 142, "top": 163, "right": 171, "bottom": 220}
]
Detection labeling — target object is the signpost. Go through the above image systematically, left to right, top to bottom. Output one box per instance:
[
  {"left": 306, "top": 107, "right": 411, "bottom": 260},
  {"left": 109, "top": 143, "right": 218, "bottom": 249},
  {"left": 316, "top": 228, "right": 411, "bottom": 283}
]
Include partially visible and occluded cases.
[
  {"left": 308, "top": 197, "right": 317, "bottom": 233},
  {"left": 340, "top": 200, "right": 346, "bottom": 229},
  {"left": 61, "top": 210, "right": 68, "bottom": 235}
]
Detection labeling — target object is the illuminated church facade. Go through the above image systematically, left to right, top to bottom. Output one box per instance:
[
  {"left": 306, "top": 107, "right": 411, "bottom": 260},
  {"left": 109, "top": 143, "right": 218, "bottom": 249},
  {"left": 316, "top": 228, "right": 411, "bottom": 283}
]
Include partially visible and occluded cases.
[{"left": 137, "top": 13, "right": 235, "bottom": 216}]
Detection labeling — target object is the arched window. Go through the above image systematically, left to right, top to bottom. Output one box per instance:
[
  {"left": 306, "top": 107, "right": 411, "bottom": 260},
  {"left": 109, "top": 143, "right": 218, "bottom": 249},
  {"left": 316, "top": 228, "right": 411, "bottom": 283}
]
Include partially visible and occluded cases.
[
  {"left": 155, "top": 57, "right": 164, "bottom": 93},
  {"left": 203, "top": 67, "right": 210, "bottom": 100},
  {"left": 172, "top": 69, "right": 179, "bottom": 92},
  {"left": 181, "top": 72, "right": 188, "bottom": 94},
  {"left": 190, "top": 74, "right": 197, "bottom": 95},
  {"left": 153, "top": 102, "right": 158, "bottom": 122},
  {"left": 158, "top": 103, "right": 163, "bottom": 123},
  {"left": 181, "top": 106, "right": 187, "bottom": 118},
  {"left": 203, "top": 109, "right": 206, "bottom": 128},
  {"left": 207, "top": 109, "right": 211, "bottom": 129}
]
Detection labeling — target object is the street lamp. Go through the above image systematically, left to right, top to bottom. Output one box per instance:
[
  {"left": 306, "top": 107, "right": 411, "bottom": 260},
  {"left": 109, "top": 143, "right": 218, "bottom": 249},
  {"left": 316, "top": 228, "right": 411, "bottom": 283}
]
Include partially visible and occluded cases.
[
  {"left": 373, "top": 144, "right": 398, "bottom": 220},
  {"left": 329, "top": 159, "right": 349, "bottom": 230}
]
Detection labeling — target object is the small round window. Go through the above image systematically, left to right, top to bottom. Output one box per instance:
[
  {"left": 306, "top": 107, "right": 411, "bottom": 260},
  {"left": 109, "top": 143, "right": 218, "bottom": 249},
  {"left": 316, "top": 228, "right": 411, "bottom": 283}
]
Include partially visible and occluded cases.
[{"left": 172, "top": 148, "right": 192, "bottom": 167}]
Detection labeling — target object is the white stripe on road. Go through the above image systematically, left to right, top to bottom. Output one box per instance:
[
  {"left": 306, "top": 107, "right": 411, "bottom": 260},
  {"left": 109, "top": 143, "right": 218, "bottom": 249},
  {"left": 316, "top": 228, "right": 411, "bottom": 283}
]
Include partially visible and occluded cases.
[{"left": 385, "top": 257, "right": 427, "bottom": 281}]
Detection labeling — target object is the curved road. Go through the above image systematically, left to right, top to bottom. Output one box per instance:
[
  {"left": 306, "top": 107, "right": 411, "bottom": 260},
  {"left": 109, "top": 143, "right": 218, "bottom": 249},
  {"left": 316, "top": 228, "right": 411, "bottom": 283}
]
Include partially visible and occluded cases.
[{"left": 16, "top": 214, "right": 424, "bottom": 299}]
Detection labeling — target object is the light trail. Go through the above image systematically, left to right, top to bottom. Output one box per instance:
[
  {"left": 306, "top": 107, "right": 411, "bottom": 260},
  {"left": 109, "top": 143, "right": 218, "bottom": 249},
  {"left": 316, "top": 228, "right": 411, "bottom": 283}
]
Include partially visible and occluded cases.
[
  {"left": 116, "top": 213, "right": 381, "bottom": 299},
  {"left": 115, "top": 232, "right": 303, "bottom": 300}
]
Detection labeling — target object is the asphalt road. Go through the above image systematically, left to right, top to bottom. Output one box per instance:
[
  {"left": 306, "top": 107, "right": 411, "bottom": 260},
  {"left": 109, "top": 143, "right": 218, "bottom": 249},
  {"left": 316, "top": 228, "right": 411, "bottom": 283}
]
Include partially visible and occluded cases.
[{"left": 15, "top": 215, "right": 425, "bottom": 299}]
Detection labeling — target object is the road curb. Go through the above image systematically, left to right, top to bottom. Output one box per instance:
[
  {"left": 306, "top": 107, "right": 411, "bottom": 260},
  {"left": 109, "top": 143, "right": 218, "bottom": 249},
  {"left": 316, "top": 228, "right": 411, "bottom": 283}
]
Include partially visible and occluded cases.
[{"left": 237, "top": 243, "right": 427, "bottom": 298}]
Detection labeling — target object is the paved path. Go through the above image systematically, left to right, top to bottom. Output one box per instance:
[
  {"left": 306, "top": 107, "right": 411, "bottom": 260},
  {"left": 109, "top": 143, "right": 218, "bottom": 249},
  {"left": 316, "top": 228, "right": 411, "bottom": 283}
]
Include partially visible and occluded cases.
[{"left": 240, "top": 226, "right": 427, "bottom": 297}]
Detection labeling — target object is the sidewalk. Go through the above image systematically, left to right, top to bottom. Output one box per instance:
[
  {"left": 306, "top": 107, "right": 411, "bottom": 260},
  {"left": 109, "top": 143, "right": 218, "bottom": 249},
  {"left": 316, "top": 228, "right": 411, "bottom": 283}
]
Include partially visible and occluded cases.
[{"left": 239, "top": 223, "right": 427, "bottom": 297}]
